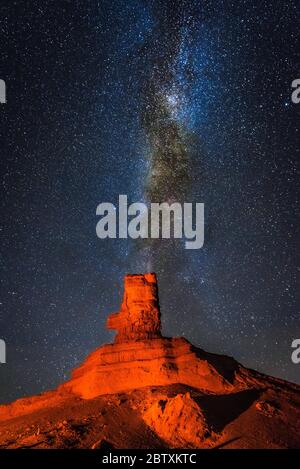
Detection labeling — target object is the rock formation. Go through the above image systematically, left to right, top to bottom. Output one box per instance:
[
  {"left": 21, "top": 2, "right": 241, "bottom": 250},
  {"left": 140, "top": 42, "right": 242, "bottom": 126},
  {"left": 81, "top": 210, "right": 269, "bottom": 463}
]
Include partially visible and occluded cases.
[
  {"left": 0, "top": 273, "right": 299, "bottom": 449},
  {"left": 59, "top": 273, "right": 251, "bottom": 399},
  {"left": 106, "top": 273, "right": 162, "bottom": 342},
  {"left": 142, "top": 392, "right": 212, "bottom": 447}
]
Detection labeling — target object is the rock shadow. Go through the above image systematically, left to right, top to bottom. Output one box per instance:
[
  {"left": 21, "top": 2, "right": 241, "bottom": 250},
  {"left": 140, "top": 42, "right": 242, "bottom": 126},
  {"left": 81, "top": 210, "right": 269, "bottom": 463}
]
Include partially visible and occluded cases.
[{"left": 195, "top": 388, "right": 261, "bottom": 433}]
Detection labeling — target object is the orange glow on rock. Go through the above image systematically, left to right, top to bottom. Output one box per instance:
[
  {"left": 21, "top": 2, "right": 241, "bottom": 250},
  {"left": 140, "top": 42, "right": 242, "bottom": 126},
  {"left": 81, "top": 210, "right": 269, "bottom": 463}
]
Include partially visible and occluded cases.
[{"left": 107, "top": 273, "right": 162, "bottom": 343}]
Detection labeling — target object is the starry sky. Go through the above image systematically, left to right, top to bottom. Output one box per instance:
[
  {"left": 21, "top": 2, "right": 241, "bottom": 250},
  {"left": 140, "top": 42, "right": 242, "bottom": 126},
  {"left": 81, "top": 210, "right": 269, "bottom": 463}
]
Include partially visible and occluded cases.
[{"left": 0, "top": 0, "right": 299, "bottom": 403}]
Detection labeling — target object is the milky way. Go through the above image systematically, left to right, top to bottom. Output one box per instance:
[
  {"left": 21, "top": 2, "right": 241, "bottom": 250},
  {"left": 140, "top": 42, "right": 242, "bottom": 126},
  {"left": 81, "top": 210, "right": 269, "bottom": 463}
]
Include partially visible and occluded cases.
[
  {"left": 0, "top": 0, "right": 299, "bottom": 403},
  {"left": 141, "top": 1, "right": 192, "bottom": 203}
]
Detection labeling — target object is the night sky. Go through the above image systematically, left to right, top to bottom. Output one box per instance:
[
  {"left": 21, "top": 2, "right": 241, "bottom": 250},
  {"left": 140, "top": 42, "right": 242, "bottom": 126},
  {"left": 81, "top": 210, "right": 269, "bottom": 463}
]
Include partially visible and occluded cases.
[{"left": 0, "top": 0, "right": 299, "bottom": 403}]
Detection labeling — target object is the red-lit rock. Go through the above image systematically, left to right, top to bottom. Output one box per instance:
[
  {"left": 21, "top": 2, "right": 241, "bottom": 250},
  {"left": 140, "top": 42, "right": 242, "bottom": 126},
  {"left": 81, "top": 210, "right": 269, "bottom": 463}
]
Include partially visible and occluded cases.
[
  {"left": 0, "top": 273, "right": 299, "bottom": 451},
  {"left": 59, "top": 273, "right": 248, "bottom": 398},
  {"left": 107, "top": 273, "right": 161, "bottom": 343},
  {"left": 60, "top": 336, "right": 240, "bottom": 399},
  {"left": 143, "top": 392, "right": 212, "bottom": 447}
]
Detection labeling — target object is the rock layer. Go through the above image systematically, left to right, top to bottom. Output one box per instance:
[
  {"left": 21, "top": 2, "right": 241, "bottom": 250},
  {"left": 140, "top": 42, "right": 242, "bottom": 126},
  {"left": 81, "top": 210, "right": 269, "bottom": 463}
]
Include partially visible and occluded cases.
[{"left": 60, "top": 337, "right": 240, "bottom": 399}]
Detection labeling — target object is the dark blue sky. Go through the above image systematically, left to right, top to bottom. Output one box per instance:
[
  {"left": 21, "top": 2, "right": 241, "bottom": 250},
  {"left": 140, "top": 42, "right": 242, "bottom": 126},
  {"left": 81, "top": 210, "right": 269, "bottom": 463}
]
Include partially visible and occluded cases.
[{"left": 0, "top": 0, "right": 299, "bottom": 403}]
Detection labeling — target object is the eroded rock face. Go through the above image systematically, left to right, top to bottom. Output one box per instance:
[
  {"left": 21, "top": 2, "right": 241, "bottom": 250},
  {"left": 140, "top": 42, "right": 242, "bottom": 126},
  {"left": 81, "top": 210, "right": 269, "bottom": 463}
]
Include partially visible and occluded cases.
[
  {"left": 0, "top": 273, "right": 264, "bottom": 416},
  {"left": 58, "top": 273, "right": 249, "bottom": 399},
  {"left": 107, "top": 273, "right": 162, "bottom": 343},
  {"left": 1, "top": 274, "right": 300, "bottom": 448},
  {"left": 60, "top": 337, "right": 237, "bottom": 399},
  {"left": 143, "top": 392, "right": 212, "bottom": 447}
]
